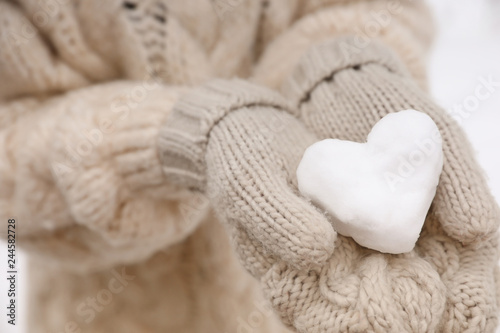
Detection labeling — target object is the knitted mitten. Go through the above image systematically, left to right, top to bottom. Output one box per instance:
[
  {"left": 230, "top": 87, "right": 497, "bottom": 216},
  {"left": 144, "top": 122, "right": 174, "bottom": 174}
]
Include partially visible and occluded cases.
[
  {"left": 252, "top": 37, "right": 498, "bottom": 332},
  {"left": 283, "top": 37, "right": 499, "bottom": 246},
  {"left": 158, "top": 79, "right": 337, "bottom": 270}
]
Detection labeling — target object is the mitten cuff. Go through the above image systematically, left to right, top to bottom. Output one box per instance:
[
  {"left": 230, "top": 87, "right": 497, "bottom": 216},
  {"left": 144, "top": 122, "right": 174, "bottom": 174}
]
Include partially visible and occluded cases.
[
  {"left": 282, "top": 36, "right": 410, "bottom": 106},
  {"left": 158, "top": 79, "right": 295, "bottom": 190}
]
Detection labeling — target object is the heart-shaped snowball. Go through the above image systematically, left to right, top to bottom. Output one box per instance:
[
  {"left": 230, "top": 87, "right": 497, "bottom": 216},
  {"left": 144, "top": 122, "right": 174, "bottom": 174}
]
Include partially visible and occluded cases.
[{"left": 297, "top": 110, "right": 443, "bottom": 254}]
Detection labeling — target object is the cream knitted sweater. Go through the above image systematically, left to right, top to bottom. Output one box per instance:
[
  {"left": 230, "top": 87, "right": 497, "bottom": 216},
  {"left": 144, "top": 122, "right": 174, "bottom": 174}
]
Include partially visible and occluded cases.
[{"left": 0, "top": 0, "right": 498, "bottom": 332}]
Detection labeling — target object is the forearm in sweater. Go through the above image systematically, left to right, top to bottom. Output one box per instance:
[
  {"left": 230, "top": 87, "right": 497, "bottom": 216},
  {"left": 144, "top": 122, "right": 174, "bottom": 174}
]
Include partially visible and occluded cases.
[{"left": 0, "top": 81, "right": 208, "bottom": 272}]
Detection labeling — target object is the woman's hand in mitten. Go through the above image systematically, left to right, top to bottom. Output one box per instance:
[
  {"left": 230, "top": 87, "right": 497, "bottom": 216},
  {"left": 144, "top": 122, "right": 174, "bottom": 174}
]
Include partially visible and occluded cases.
[
  {"left": 257, "top": 37, "right": 499, "bottom": 332},
  {"left": 158, "top": 79, "right": 336, "bottom": 272}
]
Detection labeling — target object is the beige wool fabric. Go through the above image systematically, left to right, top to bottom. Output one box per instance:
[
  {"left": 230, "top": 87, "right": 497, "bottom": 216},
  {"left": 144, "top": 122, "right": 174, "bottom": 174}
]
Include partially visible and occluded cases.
[
  {"left": 0, "top": 0, "right": 498, "bottom": 332},
  {"left": 277, "top": 38, "right": 500, "bottom": 332},
  {"left": 160, "top": 57, "right": 500, "bottom": 332},
  {"left": 161, "top": 79, "right": 338, "bottom": 271}
]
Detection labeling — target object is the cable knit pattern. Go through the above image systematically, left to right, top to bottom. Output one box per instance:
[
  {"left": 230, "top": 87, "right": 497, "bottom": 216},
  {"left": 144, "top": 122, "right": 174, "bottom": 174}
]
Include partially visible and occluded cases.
[
  {"left": 0, "top": 0, "right": 218, "bottom": 270},
  {"left": 76, "top": 0, "right": 211, "bottom": 84},
  {"left": 0, "top": 1, "right": 296, "bottom": 331},
  {"left": 2, "top": 1, "right": 498, "bottom": 332},
  {"left": 249, "top": 37, "right": 498, "bottom": 332},
  {"left": 160, "top": 74, "right": 499, "bottom": 332},
  {"left": 161, "top": 75, "right": 499, "bottom": 332},
  {"left": 263, "top": 243, "right": 447, "bottom": 332}
]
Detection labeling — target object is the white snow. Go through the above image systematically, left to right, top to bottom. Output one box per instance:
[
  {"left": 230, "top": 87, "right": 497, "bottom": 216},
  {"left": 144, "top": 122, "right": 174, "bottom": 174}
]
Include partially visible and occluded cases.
[{"left": 297, "top": 110, "right": 443, "bottom": 254}]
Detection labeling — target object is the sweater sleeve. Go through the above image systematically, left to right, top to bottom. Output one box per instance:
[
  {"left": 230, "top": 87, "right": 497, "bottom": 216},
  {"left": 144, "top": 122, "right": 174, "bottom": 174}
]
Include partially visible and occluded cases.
[
  {"left": 0, "top": 0, "right": 213, "bottom": 272},
  {"left": 0, "top": 0, "right": 210, "bottom": 101},
  {"left": 252, "top": 0, "right": 434, "bottom": 90},
  {"left": 0, "top": 82, "right": 210, "bottom": 273}
]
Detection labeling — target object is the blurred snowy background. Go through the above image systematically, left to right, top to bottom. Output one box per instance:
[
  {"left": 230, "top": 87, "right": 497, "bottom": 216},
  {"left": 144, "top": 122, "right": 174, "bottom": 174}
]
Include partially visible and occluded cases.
[
  {"left": 0, "top": 0, "right": 499, "bottom": 332},
  {"left": 428, "top": 0, "right": 500, "bottom": 205}
]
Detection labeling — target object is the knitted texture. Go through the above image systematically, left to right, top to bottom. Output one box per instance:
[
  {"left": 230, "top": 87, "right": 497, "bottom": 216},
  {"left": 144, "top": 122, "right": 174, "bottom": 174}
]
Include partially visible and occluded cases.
[
  {"left": 0, "top": 0, "right": 218, "bottom": 270},
  {"left": 75, "top": 0, "right": 211, "bottom": 84},
  {"left": 253, "top": 0, "right": 433, "bottom": 90},
  {"left": 0, "top": 1, "right": 300, "bottom": 331},
  {"left": 0, "top": 1, "right": 89, "bottom": 100},
  {"left": 3, "top": 1, "right": 495, "bottom": 332},
  {"left": 250, "top": 37, "right": 498, "bottom": 332},
  {"left": 283, "top": 37, "right": 500, "bottom": 244},
  {"left": 159, "top": 73, "right": 498, "bottom": 332},
  {"left": 158, "top": 79, "right": 298, "bottom": 190},
  {"left": 161, "top": 79, "right": 337, "bottom": 270},
  {"left": 1, "top": 82, "right": 210, "bottom": 272},
  {"left": 28, "top": 214, "right": 290, "bottom": 333}
]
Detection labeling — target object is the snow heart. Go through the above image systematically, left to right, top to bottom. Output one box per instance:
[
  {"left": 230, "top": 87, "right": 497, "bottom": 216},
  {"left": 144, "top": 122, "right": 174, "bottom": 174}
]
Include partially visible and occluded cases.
[{"left": 297, "top": 110, "right": 443, "bottom": 254}]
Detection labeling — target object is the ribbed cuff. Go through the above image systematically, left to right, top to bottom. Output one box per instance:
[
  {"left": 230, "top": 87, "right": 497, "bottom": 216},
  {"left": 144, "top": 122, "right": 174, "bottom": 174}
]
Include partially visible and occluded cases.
[
  {"left": 282, "top": 36, "right": 410, "bottom": 106},
  {"left": 158, "top": 79, "right": 295, "bottom": 191}
]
